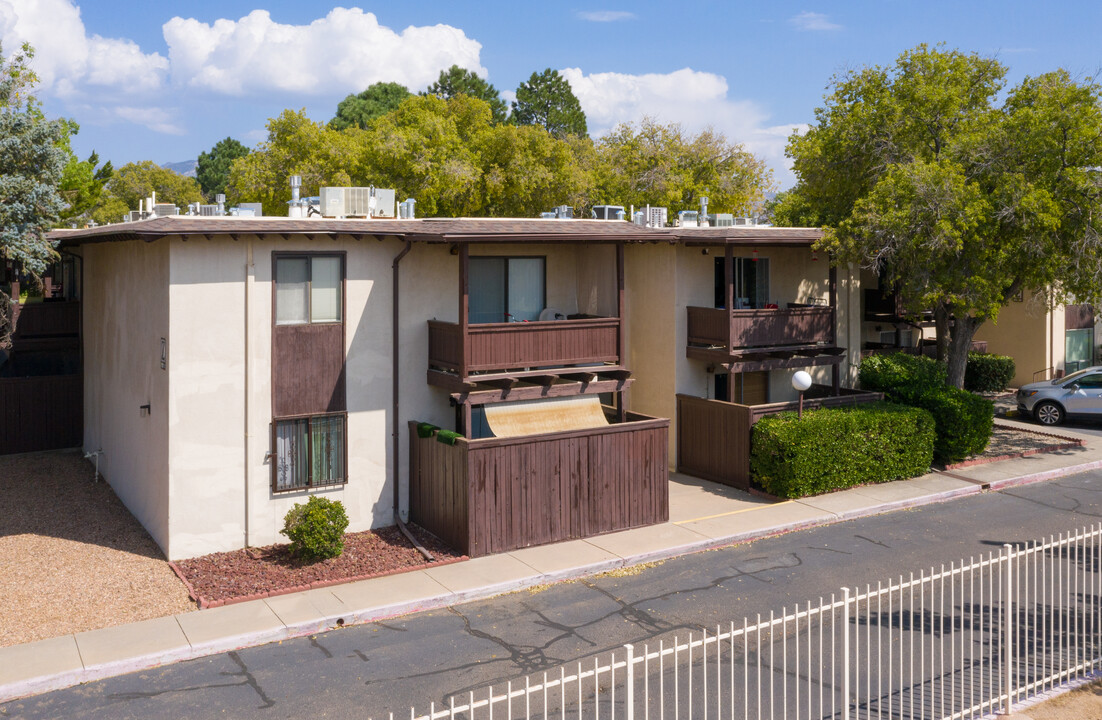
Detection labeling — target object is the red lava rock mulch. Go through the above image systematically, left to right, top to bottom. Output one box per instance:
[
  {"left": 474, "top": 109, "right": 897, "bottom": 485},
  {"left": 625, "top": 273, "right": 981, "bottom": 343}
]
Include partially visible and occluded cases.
[
  {"left": 942, "top": 422, "right": 1084, "bottom": 470},
  {"left": 171, "top": 524, "right": 465, "bottom": 608}
]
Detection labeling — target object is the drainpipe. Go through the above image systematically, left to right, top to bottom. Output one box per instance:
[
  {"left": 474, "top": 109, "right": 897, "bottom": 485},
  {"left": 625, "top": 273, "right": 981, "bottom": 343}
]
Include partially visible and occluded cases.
[
  {"left": 244, "top": 236, "right": 253, "bottom": 548},
  {"left": 393, "top": 240, "right": 433, "bottom": 561}
]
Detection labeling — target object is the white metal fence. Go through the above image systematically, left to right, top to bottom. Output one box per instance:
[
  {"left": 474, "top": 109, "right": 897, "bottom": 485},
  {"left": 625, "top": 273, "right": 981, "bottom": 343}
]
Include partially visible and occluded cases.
[{"left": 391, "top": 524, "right": 1102, "bottom": 720}]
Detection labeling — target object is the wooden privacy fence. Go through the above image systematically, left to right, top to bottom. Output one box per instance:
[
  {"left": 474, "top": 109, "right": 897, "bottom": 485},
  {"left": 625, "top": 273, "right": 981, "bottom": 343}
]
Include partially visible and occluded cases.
[
  {"left": 0, "top": 374, "right": 82, "bottom": 455},
  {"left": 676, "top": 387, "right": 883, "bottom": 490},
  {"left": 409, "top": 413, "right": 669, "bottom": 557}
]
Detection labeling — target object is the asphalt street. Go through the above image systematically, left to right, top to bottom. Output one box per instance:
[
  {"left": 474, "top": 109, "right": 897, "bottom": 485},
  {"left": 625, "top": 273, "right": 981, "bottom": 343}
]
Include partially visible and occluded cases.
[{"left": 4, "top": 471, "right": 1102, "bottom": 719}]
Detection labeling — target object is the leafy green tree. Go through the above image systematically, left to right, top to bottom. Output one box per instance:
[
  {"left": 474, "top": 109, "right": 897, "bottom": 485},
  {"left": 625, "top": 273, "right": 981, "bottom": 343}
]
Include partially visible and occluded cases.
[
  {"left": 0, "top": 42, "right": 67, "bottom": 277},
  {"left": 786, "top": 44, "right": 1102, "bottom": 387},
  {"left": 425, "top": 65, "right": 508, "bottom": 123},
  {"left": 511, "top": 69, "right": 587, "bottom": 137},
  {"left": 329, "top": 82, "right": 412, "bottom": 130},
  {"left": 227, "top": 109, "right": 366, "bottom": 216},
  {"left": 594, "top": 118, "right": 772, "bottom": 215},
  {"left": 479, "top": 122, "right": 593, "bottom": 215},
  {"left": 196, "top": 137, "right": 249, "bottom": 198},
  {"left": 90, "top": 161, "right": 203, "bottom": 225}
]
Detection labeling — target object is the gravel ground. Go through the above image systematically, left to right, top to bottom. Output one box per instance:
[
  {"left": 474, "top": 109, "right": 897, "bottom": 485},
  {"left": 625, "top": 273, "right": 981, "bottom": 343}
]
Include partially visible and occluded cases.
[
  {"left": 0, "top": 450, "right": 194, "bottom": 648},
  {"left": 174, "top": 525, "right": 464, "bottom": 606},
  {"left": 1028, "top": 680, "right": 1102, "bottom": 719}
]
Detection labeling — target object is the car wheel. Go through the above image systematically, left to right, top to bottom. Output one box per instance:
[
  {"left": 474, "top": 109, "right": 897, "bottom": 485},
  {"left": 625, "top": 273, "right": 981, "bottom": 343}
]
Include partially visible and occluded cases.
[{"left": 1034, "top": 401, "right": 1065, "bottom": 426}]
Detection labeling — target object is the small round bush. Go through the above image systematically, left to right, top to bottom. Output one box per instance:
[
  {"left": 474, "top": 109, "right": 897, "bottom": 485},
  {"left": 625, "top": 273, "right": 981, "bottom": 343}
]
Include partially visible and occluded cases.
[
  {"left": 964, "top": 352, "right": 1016, "bottom": 392},
  {"left": 281, "top": 496, "right": 349, "bottom": 561}
]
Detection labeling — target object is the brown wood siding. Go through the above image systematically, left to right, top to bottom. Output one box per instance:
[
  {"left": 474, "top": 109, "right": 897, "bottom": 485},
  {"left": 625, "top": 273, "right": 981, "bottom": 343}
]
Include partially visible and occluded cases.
[
  {"left": 11, "top": 301, "right": 80, "bottom": 339},
  {"left": 1066, "top": 304, "right": 1095, "bottom": 331},
  {"left": 687, "top": 306, "right": 834, "bottom": 350},
  {"left": 686, "top": 307, "right": 730, "bottom": 347},
  {"left": 428, "top": 317, "right": 620, "bottom": 378},
  {"left": 272, "top": 323, "right": 346, "bottom": 417},
  {"left": 0, "top": 375, "right": 82, "bottom": 455},
  {"left": 676, "top": 388, "right": 884, "bottom": 490},
  {"left": 409, "top": 415, "right": 668, "bottom": 557}
]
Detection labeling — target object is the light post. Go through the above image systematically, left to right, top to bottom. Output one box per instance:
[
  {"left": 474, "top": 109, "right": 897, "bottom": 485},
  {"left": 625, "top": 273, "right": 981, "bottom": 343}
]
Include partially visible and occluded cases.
[{"left": 792, "top": 370, "right": 812, "bottom": 418}]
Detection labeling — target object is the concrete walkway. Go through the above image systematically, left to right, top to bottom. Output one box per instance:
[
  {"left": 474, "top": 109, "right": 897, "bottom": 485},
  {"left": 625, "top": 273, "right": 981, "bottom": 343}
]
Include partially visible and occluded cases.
[{"left": 3, "top": 417, "right": 1102, "bottom": 703}]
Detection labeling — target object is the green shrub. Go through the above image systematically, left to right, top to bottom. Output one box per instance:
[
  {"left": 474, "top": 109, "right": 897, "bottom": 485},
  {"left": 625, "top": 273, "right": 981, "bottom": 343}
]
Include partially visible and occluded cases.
[
  {"left": 858, "top": 352, "right": 994, "bottom": 463},
  {"left": 858, "top": 352, "right": 946, "bottom": 398},
  {"left": 964, "top": 352, "right": 1016, "bottom": 392},
  {"left": 911, "top": 386, "right": 993, "bottom": 463},
  {"left": 750, "top": 403, "right": 935, "bottom": 499},
  {"left": 280, "top": 496, "right": 350, "bottom": 561}
]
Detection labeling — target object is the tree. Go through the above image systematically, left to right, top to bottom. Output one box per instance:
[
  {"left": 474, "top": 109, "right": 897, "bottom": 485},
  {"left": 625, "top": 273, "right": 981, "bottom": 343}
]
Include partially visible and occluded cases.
[
  {"left": 0, "top": 42, "right": 67, "bottom": 277},
  {"left": 785, "top": 44, "right": 1102, "bottom": 387},
  {"left": 424, "top": 65, "right": 508, "bottom": 123},
  {"left": 511, "top": 69, "right": 587, "bottom": 137},
  {"left": 329, "top": 82, "right": 412, "bottom": 130},
  {"left": 227, "top": 109, "right": 366, "bottom": 216},
  {"left": 594, "top": 118, "right": 773, "bottom": 215},
  {"left": 196, "top": 137, "right": 249, "bottom": 198},
  {"left": 58, "top": 147, "right": 113, "bottom": 225},
  {"left": 90, "top": 161, "right": 203, "bottom": 225}
]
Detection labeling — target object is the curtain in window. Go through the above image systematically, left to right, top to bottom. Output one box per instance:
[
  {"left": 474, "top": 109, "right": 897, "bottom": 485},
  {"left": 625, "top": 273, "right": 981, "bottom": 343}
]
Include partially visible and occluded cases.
[
  {"left": 310, "top": 257, "right": 342, "bottom": 322},
  {"left": 469, "top": 257, "right": 506, "bottom": 323},
  {"left": 275, "top": 258, "right": 309, "bottom": 325},
  {"left": 507, "top": 258, "right": 544, "bottom": 322},
  {"left": 311, "top": 415, "right": 345, "bottom": 486},
  {"left": 274, "top": 418, "right": 309, "bottom": 490}
]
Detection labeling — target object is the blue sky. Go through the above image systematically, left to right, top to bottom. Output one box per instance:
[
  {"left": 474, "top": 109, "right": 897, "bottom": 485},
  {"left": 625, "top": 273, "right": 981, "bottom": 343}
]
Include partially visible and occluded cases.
[{"left": 3, "top": 0, "right": 1100, "bottom": 190}]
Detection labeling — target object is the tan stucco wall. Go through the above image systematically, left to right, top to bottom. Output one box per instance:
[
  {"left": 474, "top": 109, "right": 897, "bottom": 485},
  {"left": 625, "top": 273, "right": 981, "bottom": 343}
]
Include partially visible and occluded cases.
[
  {"left": 82, "top": 240, "right": 171, "bottom": 555},
  {"left": 974, "top": 290, "right": 1064, "bottom": 387}
]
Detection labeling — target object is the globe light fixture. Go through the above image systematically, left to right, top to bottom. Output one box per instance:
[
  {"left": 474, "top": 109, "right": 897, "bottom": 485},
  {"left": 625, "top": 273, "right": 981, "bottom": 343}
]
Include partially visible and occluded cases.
[{"left": 792, "top": 370, "right": 813, "bottom": 418}]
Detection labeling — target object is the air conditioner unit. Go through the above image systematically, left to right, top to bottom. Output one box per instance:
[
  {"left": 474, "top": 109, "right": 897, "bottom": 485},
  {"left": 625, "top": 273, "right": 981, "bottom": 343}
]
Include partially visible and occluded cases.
[
  {"left": 319, "top": 187, "right": 396, "bottom": 218},
  {"left": 152, "top": 203, "right": 178, "bottom": 217},
  {"left": 198, "top": 205, "right": 221, "bottom": 216},
  {"left": 592, "top": 205, "right": 626, "bottom": 221},
  {"left": 646, "top": 207, "right": 668, "bottom": 228},
  {"left": 127, "top": 210, "right": 150, "bottom": 222},
  {"left": 677, "top": 210, "right": 699, "bottom": 228},
  {"left": 711, "top": 213, "right": 735, "bottom": 227}
]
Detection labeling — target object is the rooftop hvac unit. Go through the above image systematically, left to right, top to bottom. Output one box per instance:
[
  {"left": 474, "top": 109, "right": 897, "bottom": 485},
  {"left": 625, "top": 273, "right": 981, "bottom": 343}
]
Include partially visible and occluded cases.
[
  {"left": 319, "top": 187, "right": 396, "bottom": 218},
  {"left": 152, "top": 203, "right": 178, "bottom": 217},
  {"left": 235, "top": 203, "right": 263, "bottom": 217},
  {"left": 198, "top": 204, "right": 222, "bottom": 217},
  {"left": 553, "top": 205, "right": 573, "bottom": 219},
  {"left": 592, "top": 205, "right": 625, "bottom": 220},
  {"left": 646, "top": 206, "right": 668, "bottom": 228},
  {"left": 126, "top": 210, "right": 150, "bottom": 222},
  {"left": 677, "top": 210, "right": 699, "bottom": 228},
  {"left": 540, "top": 211, "right": 557, "bottom": 219},
  {"left": 711, "top": 213, "right": 735, "bottom": 227},
  {"left": 733, "top": 217, "right": 756, "bottom": 226}
]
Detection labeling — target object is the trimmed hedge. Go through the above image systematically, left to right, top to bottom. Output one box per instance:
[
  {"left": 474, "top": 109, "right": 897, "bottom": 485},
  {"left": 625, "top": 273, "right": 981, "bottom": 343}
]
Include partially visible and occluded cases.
[
  {"left": 858, "top": 352, "right": 994, "bottom": 463},
  {"left": 964, "top": 352, "right": 1016, "bottom": 392},
  {"left": 750, "top": 403, "right": 935, "bottom": 499},
  {"left": 281, "top": 496, "right": 350, "bottom": 561}
]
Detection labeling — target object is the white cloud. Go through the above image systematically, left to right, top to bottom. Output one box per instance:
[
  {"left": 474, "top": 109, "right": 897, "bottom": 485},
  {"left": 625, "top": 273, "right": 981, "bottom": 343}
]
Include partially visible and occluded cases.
[
  {"left": 0, "top": 0, "right": 167, "bottom": 95},
  {"left": 162, "top": 8, "right": 486, "bottom": 96},
  {"left": 577, "top": 11, "right": 636, "bottom": 22},
  {"left": 790, "top": 11, "right": 842, "bottom": 31},
  {"left": 561, "top": 67, "right": 802, "bottom": 188},
  {"left": 113, "top": 106, "right": 185, "bottom": 135}
]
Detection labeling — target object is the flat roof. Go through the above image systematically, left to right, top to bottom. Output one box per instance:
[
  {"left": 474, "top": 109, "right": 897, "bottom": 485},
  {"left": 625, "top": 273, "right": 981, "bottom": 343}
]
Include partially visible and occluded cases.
[{"left": 50, "top": 215, "right": 823, "bottom": 247}]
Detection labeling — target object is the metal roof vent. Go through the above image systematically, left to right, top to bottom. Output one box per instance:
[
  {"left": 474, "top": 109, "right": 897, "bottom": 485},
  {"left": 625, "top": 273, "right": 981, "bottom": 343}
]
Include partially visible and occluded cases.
[{"left": 399, "top": 198, "right": 417, "bottom": 219}]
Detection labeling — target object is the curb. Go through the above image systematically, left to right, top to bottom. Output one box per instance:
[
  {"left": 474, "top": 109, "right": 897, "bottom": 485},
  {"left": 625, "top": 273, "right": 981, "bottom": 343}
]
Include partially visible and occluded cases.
[{"left": 3, "top": 457, "right": 1102, "bottom": 704}]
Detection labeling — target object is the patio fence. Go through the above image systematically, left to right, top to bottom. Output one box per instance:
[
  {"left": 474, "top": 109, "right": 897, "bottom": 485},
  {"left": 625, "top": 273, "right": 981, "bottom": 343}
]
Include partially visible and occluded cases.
[{"left": 389, "top": 524, "right": 1102, "bottom": 720}]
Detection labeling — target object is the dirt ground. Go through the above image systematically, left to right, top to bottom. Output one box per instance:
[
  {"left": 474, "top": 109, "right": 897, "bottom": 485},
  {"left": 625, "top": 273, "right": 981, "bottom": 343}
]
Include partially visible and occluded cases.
[
  {"left": 0, "top": 449, "right": 194, "bottom": 647},
  {"left": 1026, "top": 680, "right": 1102, "bottom": 719}
]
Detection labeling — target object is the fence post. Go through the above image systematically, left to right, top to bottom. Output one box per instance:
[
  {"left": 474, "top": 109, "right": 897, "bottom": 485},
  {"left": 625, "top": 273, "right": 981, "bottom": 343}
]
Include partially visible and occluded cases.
[
  {"left": 1003, "top": 543, "right": 1015, "bottom": 716},
  {"left": 842, "top": 587, "right": 851, "bottom": 720},
  {"left": 623, "top": 643, "right": 635, "bottom": 720}
]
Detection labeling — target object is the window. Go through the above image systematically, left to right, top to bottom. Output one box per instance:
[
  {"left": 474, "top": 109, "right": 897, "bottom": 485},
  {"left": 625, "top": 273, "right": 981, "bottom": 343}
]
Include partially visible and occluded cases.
[
  {"left": 275, "top": 255, "right": 343, "bottom": 325},
  {"left": 469, "top": 256, "right": 546, "bottom": 323},
  {"left": 714, "top": 257, "right": 770, "bottom": 309},
  {"left": 1066, "top": 328, "right": 1095, "bottom": 374},
  {"left": 272, "top": 413, "right": 346, "bottom": 492}
]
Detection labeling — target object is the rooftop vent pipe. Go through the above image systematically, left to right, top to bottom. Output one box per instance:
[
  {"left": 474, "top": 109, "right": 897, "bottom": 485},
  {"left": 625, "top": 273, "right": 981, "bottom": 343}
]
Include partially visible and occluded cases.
[
  {"left": 288, "top": 176, "right": 303, "bottom": 217},
  {"left": 216, "top": 194, "right": 226, "bottom": 216}
]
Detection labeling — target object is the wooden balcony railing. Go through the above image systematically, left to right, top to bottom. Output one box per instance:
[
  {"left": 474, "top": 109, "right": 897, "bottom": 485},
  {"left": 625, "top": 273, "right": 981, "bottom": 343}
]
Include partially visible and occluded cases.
[
  {"left": 687, "top": 306, "right": 834, "bottom": 352},
  {"left": 428, "top": 316, "right": 620, "bottom": 378},
  {"left": 409, "top": 413, "right": 668, "bottom": 557}
]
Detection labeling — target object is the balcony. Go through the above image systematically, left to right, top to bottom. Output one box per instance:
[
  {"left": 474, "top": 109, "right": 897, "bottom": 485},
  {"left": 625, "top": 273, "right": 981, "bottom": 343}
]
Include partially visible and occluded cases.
[
  {"left": 686, "top": 305, "right": 842, "bottom": 372},
  {"left": 428, "top": 315, "right": 621, "bottom": 381},
  {"left": 409, "top": 412, "right": 668, "bottom": 557}
]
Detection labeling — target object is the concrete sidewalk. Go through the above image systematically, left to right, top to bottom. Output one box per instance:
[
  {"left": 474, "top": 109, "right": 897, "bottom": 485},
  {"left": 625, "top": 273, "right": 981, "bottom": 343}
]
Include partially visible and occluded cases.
[{"left": 3, "top": 418, "right": 1102, "bottom": 703}]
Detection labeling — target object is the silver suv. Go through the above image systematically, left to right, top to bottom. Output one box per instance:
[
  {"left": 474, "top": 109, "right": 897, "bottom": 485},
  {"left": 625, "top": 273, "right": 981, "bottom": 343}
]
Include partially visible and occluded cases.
[{"left": 1017, "top": 366, "right": 1102, "bottom": 426}]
